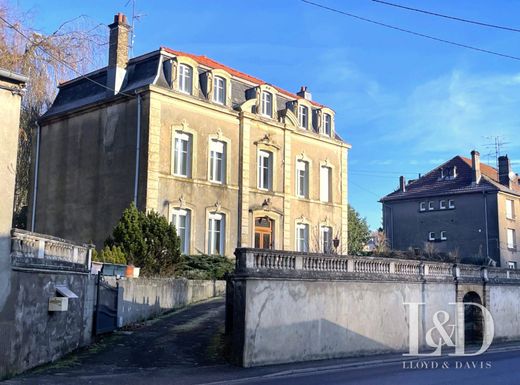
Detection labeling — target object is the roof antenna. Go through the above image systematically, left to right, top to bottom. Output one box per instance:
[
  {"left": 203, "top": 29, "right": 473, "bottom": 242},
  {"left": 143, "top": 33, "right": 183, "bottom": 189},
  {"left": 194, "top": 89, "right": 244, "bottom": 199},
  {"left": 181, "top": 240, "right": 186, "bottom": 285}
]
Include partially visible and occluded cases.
[
  {"left": 125, "top": 0, "right": 146, "bottom": 58},
  {"left": 482, "top": 135, "right": 510, "bottom": 168}
]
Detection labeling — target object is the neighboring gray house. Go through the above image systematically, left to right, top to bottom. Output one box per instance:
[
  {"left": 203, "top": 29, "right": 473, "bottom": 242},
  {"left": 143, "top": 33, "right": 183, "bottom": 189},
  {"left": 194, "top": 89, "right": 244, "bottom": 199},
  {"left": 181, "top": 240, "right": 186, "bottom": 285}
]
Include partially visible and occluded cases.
[{"left": 381, "top": 151, "right": 520, "bottom": 267}]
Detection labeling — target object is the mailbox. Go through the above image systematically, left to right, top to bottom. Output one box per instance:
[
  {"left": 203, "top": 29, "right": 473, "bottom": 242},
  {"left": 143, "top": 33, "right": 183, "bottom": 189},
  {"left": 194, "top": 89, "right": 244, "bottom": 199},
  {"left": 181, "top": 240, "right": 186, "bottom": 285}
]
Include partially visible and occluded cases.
[{"left": 49, "top": 297, "right": 68, "bottom": 312}]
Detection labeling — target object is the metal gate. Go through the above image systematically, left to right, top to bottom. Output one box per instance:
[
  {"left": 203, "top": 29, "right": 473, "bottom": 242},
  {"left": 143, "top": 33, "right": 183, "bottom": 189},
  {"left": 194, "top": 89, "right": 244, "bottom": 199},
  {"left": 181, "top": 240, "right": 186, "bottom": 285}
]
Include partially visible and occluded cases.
[{"left": 94, "top": 273, "right": 119, "bottom": 335}]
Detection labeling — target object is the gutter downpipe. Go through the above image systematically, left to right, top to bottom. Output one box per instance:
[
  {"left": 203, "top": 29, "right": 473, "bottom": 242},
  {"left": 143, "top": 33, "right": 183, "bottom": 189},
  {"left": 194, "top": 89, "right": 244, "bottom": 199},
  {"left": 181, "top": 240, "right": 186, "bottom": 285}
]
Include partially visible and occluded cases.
[
  {"left": 133, "top": 93, "right": 141, "bottom": 206},
  {"left": 31, "top": 121, "right": 41, "bottom": 232},
  {"left": 483, "top": 191, "right": 490, "bottom": 261}
]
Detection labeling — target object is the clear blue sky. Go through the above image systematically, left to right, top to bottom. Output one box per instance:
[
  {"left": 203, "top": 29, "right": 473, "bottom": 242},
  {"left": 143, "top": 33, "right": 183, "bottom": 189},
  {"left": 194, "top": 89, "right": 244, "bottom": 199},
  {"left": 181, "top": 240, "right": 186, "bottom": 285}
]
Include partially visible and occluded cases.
[{"left": 14, "top": 0, "right": 520, "bottom": 229}]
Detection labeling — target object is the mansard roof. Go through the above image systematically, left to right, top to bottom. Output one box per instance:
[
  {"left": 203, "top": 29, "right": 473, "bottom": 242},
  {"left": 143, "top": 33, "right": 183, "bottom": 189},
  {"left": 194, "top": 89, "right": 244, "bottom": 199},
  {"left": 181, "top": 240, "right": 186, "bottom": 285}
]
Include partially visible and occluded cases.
[{"left": 381, "top": 155, "right": 520, "bottom": 202}]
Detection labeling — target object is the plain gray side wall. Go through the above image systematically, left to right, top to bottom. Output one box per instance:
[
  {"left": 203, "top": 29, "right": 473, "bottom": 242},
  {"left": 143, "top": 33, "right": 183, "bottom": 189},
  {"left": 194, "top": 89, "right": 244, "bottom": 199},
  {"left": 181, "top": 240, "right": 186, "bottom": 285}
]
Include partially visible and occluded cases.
[
  {"left": 383, "top": 192, "right": 499, "bottom": 264},
  {"left": 0, "top": 270, "right": 96, "bottom": 378},
  {"left": 106, "top": 277, "right": 226, "bottom": 326}
]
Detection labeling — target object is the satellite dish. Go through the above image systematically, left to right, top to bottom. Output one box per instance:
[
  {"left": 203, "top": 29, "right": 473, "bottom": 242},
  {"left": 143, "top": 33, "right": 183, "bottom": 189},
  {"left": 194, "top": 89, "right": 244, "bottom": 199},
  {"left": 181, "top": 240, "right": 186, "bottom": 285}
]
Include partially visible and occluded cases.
[{"left": 509, "top": 171, "right": 516, "bottom": 180}]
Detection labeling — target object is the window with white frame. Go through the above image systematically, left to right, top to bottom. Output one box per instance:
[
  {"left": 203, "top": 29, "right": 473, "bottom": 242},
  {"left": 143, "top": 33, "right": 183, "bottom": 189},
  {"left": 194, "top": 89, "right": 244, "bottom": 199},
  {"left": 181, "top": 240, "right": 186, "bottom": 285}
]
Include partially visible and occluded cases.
[
  {"left": 178, "top": 64, "right": 193, "bottom": 94},
  {"left": 213, "top": 76, "right": 226, "bottom": 104},
  {"left": 261, "top": 91, "right": 273, "bottom": 117},
  {"left": 298, "top": 105, "right": 308, "bottom": 129},
  {"left": 323, "top": 113, "right": 332, "bottom": 136},
  {"left": 173, "top": 132, "right": 191, "bottom": 177},
  {"left": 209, "top": 140, "right": 226, "bottom": 183},
  {"left": 258, "top": 150, "right": 273, "bottom": 190},
  {"left": 296, "top": 160, "right": 309, "bottom": 198},
  {"left": 320, "top": 166, "right": 331, "bottom": 202},
  {"left": 448, "top": 199, "right": 455, "bottom": 209},
  {"left": 506, "top": 199, "right": 515, "bottom": 220},
  {"left": 440, "top": 200, "right": 447, "bottom": 209},
  {"left": 428, "top": 201, "right": 435, "bottom": 210},
  {"left": 419, "top": 202, "right": 426, "bottom": 211},
  {"left": 171, "top": 209, "right": 191, "bottom": 255},
  {"left": 208, "top": 213, "right": 225, "bottom": 255},
  {"left": 296, "top": 223, "right": 309, "bottom": 252},
  {"left": 321, "top": 226, "right": 333, "bottom": 254},
  {"left": 507, "top": 228, "right": 516, "bottom": 249},
  {"left": 440, "top": 231, "right": 447, "bottom": 241},
  {"left": 428, "top": 232, "right": 435, "bottom": 241},
  {"left": 508, "top": 261, "right": 517, "bottom": 269}
]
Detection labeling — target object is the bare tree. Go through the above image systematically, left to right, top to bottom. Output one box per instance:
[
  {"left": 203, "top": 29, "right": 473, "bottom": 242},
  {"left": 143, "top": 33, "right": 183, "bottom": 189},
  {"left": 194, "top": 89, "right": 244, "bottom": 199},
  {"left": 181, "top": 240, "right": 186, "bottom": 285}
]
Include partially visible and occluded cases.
[{"left": 0, "top": 1, "right": 106, "bottom": 227}]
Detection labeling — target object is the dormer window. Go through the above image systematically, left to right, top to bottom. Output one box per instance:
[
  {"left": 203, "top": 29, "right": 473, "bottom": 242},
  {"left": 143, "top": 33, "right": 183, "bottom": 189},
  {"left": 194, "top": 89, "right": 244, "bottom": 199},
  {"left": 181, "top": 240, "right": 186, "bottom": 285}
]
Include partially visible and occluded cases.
[
  {"left": 179, "top": 64, "right": 193, "bottom": 94},
  {"left": 213, "top": 76, "right": 226, "bottom": 105},
  {"left": 261, "top": 91, "right": 273, "bottom": 117},
  {"left": 298, "top": 105, "right": 308, "bottom": 129},
  {"left": 323, "top": 113, "right": 332, "bottom": 136},
  {"left": 440, "top": 166, "right": 457, "bottom": 180}
]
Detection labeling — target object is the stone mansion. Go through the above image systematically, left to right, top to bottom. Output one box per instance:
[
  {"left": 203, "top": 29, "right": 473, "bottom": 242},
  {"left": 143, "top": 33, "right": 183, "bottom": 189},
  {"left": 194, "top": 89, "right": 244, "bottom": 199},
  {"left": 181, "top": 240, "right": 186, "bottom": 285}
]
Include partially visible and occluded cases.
[{"left": 30, "top": 13, "right": 350, "bottom": 256}]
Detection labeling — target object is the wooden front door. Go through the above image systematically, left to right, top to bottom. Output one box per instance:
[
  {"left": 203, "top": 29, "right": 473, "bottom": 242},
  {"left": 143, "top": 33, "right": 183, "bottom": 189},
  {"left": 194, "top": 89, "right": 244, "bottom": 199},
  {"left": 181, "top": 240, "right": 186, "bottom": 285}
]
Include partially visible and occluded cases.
[{"left": 254, "top": 217, "right": 274, "bottom": 249}]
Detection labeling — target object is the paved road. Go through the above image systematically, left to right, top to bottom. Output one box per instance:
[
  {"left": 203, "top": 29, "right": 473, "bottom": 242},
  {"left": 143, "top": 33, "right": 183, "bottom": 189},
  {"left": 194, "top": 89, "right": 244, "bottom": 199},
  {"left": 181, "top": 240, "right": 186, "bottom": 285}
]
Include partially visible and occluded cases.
[{"left": 5, "top": 298, "right": 520, "bottom": 385}]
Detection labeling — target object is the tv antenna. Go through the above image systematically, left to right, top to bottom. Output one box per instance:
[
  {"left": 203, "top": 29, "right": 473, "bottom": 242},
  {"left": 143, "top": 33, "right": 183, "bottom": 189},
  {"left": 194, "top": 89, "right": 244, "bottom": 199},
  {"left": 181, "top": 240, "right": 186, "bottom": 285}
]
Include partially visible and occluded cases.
[
  {"left": 125, "top": 0, "right": 146, "bottom": 58},
  {"left": 482, "top": 136, "right": 510, "bottom": 168}
]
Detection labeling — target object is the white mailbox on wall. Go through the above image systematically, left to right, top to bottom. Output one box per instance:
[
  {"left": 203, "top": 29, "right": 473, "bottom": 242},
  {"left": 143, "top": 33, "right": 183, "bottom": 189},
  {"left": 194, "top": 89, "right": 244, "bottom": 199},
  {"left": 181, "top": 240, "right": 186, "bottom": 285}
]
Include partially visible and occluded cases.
[{"left": 48, "top": 285, "right": 78, "bottom": 312}]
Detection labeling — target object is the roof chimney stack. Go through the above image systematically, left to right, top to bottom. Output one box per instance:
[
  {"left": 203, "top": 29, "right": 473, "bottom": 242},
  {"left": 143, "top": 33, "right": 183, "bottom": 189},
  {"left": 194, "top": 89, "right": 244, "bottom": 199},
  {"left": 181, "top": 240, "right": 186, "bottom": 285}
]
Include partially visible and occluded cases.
[
  {"left": 107, "top": 13, "right": 130, "bottom": 94},
  {"left": 297, "top": 86, "right": 312, "bottom": 101},
  {"left": 471, "top": 150, "right": 481, "bottom": 184},
  {"left": 498, "top": 155, "right": 512, "bottom": 188},
  {"left": 399, "top": 175, "right": 406, "bottom": 192}
]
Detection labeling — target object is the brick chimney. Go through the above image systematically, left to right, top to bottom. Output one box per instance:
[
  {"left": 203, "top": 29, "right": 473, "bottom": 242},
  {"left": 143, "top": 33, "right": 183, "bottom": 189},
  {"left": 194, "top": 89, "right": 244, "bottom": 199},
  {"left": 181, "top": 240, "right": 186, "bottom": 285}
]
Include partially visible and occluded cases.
[
  {"left": 107, "top": 13, "right": 130, "bottom": 94},
  {"left": 297, "top": 86, "right": 312, "bottom": 101},
  {"left": 471, "top": 150, "right": 481, "bottom": 184},
  {"left": 498, "top": 155, "right": 512, "bottom": 188},
  {"left": 399, "top": 175, "right": 406, "bottom": 192}
]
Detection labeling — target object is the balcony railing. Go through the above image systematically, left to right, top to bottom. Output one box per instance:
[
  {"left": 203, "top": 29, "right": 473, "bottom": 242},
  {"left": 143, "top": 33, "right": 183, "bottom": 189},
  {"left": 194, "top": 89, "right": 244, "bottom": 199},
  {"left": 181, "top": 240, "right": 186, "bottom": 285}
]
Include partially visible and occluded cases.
[
  {"left": 11, "top": 229, "right": 93, "bottom": 272},
  {"left": 235, "top": 248, "right": 519, "bottom": 283}
]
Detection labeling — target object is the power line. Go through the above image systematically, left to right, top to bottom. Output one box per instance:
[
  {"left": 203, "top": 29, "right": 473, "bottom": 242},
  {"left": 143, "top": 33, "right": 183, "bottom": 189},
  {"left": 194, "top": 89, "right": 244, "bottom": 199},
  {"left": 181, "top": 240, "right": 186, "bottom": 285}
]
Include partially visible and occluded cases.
[
  {"left": 300, "top": 0, "right": 520, "bottom": 62},
  {"left": 370, "top": 0, "right": 520, "bottom": 33},
  {"left": 0, "top": 14, "right": 132, "bottom": 97}
]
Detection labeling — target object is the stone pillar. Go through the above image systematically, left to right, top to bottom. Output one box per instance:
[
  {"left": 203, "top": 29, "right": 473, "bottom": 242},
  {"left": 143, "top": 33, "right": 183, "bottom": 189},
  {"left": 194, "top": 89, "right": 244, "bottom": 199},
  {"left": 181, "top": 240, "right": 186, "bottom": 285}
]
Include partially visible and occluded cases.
[
  {"left": 0, "top": 69, "right": 27, "bottom": 378},
  {"left": 145, "top": 94, "right": 160, "bottom": 212},
  {"left": 238, "top": 113, "right": 251, "bottom": 247},
  {"left": 283, "top": 128, "right": 292, "bottom": 250},
  {"left": 341, "top": 146, "right": 349, "bottom": 253}
]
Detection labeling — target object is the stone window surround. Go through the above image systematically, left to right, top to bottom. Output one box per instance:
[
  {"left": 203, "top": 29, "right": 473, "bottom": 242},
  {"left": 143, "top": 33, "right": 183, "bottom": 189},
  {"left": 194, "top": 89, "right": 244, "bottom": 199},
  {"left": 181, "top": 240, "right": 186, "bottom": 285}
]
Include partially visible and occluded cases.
[
  {"left": 172, "top": 56, "right": 200, "bottom": 96},
  {"left": 207, "top": 68, "right": 232, "bottom": 106},
  {"left": 256, "top": 84, "right": 278, "bottom": 119},
  {"left": 171, "top": 123, "right": 198, "bottom": 178},
  {"left": 207, "top": 134, "right": 231, "bottom": 185},
  {"left": 295, "top": 154, "right": 313, "bottom": 199},
  {"left": 319, "top": 161, "right": 334, "bottom": 203},
  {"left": 168, "top": 202, "right": 196, "bottom": 255},
  {"left": 205, "top": 206, "right": 231, "bottom": 256}
]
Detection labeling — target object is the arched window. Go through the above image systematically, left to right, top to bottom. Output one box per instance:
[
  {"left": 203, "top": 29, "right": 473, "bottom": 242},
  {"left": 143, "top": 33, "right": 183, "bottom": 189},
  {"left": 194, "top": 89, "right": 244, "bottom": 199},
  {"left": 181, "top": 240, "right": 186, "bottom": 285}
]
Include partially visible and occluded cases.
[{"left": 178, "top": 64, "right": 193, "bottom": 94}]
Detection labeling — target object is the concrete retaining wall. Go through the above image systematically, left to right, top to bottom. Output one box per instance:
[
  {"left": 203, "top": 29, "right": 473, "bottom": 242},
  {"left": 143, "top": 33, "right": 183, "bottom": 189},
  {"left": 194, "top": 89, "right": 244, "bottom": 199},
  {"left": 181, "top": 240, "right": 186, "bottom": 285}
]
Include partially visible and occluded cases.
[{"left": 106, "top": 277, "right": 226, "bottom": 326}]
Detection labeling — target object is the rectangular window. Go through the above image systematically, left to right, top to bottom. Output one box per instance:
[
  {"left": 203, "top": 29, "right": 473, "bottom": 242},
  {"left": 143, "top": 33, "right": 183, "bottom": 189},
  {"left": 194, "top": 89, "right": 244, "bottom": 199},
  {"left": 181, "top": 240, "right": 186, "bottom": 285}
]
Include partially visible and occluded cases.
[
  {"left": 179, "top": 64, "right": 193, "bottom": 94},
  {"left": 213, "top": 76, "right": 226, "bottom": 104},
  {"left": 261, "top": 91, "right": 273, "bottom": 117},
  {"left": 299, "top": 105, "right": 308, "bottom": 129},
  {"left": 323, "top": 113, "right": 332, "bottom": 136},
  {"left": 173, "top": 132, "right": 191, "bottom": 177},
  {"left": 209, "top": 140, "right": 226, "bottom": 183},
  {"left": 258, "top": 150, "right": 273, "bottom": 190},
  {"left": 296, "top": 160, "right": 309, "bottom": 198},
  {"left": 320, "top": 166, "right": 331, "bottom": 202},
  {"left": 448, "top": 199, "right": 455, "bottom": 209},
  {"left": 506, "top": 199, "right": 514, "bottom": 220},
  {"left": 440, "top": 200, "right": 447, "bottom": 209},
  {"left": 428, "top": 201, "right": 435, "bottom": 210},
  {"left": 419, "top": 202, "right": 426, "bottom": 211},
  {"left": 172, "top": 209, "right": 190, "bottom": 255},
  {"left": 208, "top": 213, "right": 225, "bottom": 255},
  {"left": 296, "top": 223, "right": 309, "bottom": 252},
  {"left": 321, "top": 226, "right": 333, "bottom": 254},
  {"left": 507, "top": 228, "right": 516, "bottom": 249},
  {"left": 440, "top": 231, "right": 447, "bottom": 241},
  {"left": 428, "top": 232, "right": 435, "bottom": 241},
  {"left": 508, "top": 261, "right": 517, "bottom": 269}
]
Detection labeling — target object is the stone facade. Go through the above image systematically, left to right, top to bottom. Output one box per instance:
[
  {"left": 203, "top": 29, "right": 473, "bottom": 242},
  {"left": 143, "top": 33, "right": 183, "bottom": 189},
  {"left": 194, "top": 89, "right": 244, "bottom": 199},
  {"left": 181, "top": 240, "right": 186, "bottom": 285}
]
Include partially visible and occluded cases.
[{"left": 31, "top": 14, "right": 350, "bottom": 255}]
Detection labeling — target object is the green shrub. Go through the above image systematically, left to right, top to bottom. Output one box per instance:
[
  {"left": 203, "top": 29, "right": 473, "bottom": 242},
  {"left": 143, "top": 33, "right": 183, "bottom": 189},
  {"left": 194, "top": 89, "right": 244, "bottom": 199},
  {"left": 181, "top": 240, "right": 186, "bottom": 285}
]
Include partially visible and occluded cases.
[
  {"left": 105, "top": 203, "right": 181, "bottom": 277},
  {"left": 92, "top": 245, "right": 127, "bottom": 264},
  {"left": 175, "top": 254, "right": 234, "bottom": 280}
]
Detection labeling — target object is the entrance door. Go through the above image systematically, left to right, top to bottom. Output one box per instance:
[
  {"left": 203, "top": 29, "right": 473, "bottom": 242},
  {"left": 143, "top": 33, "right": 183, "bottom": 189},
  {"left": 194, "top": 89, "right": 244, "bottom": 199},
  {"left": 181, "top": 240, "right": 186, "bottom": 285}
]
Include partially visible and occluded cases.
[
  {"left": 254, "top": 217, "right": 274, "bottom": 249},
  {"left": 463, "top": 291, "right": 484, "bottom": 345}
]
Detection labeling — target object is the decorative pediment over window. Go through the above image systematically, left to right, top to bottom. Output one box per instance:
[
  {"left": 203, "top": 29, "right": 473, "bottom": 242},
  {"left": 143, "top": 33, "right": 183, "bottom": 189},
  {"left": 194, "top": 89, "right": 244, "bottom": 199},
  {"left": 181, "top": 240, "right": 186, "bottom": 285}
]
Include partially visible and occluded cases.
[{"left": 254, "top": 133, "right": 280, "bottom": 150}]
